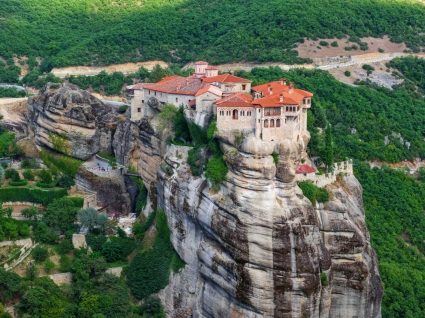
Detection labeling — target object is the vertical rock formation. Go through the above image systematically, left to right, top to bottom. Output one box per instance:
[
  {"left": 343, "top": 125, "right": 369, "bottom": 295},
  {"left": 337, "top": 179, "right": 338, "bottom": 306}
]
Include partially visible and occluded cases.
[
  {"left": 27, "top": 83, "right": 117, "bottom": 160},
  {"left": 116, "top": 113, "right": 382, "bottom": 317}
]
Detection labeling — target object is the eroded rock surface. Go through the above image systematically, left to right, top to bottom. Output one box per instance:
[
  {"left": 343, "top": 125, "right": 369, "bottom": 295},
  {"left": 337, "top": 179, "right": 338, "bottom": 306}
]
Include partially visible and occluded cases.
[
  {"left": 27, "top": 83, "right": 117, "bottom": 160},
  {"left": 155, "top": 140, "right": 382, "bottom": 318}
]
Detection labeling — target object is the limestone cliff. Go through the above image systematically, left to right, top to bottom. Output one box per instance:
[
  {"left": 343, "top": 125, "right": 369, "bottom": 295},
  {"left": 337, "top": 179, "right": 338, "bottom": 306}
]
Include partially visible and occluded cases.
[
  {"left": 27, "top": 83, "right": 118, "bottom": 160},
  {"left": 116, "top": 116, "right": 382, "bottom": 317}
]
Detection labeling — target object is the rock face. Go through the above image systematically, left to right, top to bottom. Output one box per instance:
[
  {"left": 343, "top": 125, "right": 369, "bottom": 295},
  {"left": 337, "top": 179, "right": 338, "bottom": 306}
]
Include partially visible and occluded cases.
[
  {"left": 27, "top": 83, "right": 117, "bottom": 160},
  {"left": 116, "top": 105, "right": 382, "bottom": 317},
  {"left": 155, "top": 140, "right": 382, "bottom": 317}
]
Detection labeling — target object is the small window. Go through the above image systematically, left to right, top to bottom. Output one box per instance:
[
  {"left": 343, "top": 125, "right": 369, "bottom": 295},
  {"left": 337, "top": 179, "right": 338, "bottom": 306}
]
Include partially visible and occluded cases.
[
  {"left": 242, "top": 84, "right": 246, "bottom": 90},
  {"left": 154, "top": 92, "right": 157, "bottom": 96},
  {"left": 176, "top": 97, "right": 178, "bottom": 103},
  {"left": 142, "top": 100, "right": 145, "bottom": 103},
  {"left": 137, "top": 108, "right": 141, "bottom": 112},
  {"left": 258, "top": 109, "right": 261, "bottom": 113},
  {"left": 276, "top": 118, "right": 281, "bottom": 127},
  {"left": 258, "top": 119, "right": 260, "bottom": 123},
  {"left": 264, "top": 119, "right": 269, "bottom": 128},
  {"left": 270, "top": 119, "right": 275, "bottom": 127}
]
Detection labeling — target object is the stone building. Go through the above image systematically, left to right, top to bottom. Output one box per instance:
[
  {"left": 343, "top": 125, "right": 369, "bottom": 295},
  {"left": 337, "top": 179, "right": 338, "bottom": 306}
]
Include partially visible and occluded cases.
[
  {"left": 129, "top": 61, "right": 251, "bottom": 121},
  {"left": 216, "top": 80, "right": 313, "bottom": 143}
]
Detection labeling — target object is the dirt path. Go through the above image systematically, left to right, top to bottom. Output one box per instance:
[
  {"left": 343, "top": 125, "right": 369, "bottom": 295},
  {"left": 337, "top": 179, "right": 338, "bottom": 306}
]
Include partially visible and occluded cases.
[{"left": 51, "top": 60, "right": 169, "bottom": 78}]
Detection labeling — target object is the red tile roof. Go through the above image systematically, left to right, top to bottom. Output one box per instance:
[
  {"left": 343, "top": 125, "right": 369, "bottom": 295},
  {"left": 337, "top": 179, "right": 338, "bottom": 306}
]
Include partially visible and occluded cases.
[
  {"left": 195, "top": 61, "right": 209, "bottom": 65},
  {"left": 205, "top": 66, "right": 219, "bottom": 70},
  {"left": 202, "top": 73, "right": 251, "bottom": 84},
  {"left": 143, "top": 76, "right": 205, "bottom": 95},
  {"left": 253, "top": 81, "right": 313, "bottom": 105},
  {"left": 127, "top": 83, "right": 150, "bottom": 90},
  {"left": 215, "top": 93, "right": 253, "bottom": 107},
  {"left": 252, "top": 94, "right": 299, "bottom": 107},
  {"left": 296, "top": 164, "right": 316, "bottom": 174}
]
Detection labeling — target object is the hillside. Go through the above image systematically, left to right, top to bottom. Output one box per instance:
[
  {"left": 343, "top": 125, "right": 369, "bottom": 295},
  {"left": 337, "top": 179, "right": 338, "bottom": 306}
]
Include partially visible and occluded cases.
[{"left": 1, "top": 0, "right": 425, "bottom": 67}]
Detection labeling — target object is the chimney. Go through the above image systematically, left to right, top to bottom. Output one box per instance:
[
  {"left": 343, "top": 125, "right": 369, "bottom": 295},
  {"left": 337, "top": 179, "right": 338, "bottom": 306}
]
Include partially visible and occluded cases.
[
  {"left": 288, "top": 83, "right": 294, "bottom": 93},
  {"left": 268, "top": 84, "right": 272, "bottom": 95},
  {"left": 279, "top": 93, "right": 284, "bottom": 103}
]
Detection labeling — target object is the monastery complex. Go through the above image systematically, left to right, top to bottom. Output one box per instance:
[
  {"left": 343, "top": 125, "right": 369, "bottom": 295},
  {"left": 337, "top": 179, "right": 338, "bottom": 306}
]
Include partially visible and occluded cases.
[{"left": 129, "top": 61, "right": 312, "bottom": 143}]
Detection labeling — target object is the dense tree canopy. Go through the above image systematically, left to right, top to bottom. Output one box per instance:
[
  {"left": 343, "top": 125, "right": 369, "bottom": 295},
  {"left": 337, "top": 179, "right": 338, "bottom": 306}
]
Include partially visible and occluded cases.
[{"left": 0, "top": 0, "right": 424, "bottom": 67}]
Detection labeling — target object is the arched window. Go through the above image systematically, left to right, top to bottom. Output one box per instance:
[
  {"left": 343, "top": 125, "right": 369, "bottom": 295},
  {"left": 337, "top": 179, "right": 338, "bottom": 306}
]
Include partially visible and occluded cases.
[
  {"left": 233, "top": 109, "right": 238, "bottom": 120},
  {"left": 276, "top": 118, "right": 281, "bottom": 127},
  {"left": 264, "top": 119, "right": 269, "bottom": 128},
  {"left": 270, "top": 119, "right": 275, "bottom": 127}
]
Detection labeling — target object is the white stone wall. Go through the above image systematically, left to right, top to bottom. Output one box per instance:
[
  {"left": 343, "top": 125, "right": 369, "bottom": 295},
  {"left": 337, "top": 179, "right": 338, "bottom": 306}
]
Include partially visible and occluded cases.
[
  {"left": 217, "top": 82, "right": 251, "bottom": 95},
  {"left": 130, "top": 89, "right": 144, "bottom": 121},
  {"left": 144, "top": 89, "right": 195, "bottom": 108},
  {"left": 195, "top": 92, "right": 221, "bottom": 114},
  {"left": 217, "top": 106, "right": 256, "bottom": 133},
  {"left": 297, "top": 160, "right": 354, "bottom": 188}
]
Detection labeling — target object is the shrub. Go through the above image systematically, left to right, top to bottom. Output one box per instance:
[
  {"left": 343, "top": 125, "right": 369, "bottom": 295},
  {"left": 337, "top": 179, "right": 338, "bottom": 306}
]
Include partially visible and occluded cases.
[
  {"left": 319, "top": 40, "right": 329, "bottom": 46},
  {"left": 330, "top": 41, "right": 338, "bottom": 47},
  {"left": 362, "top": 64, "right": 375, "bottom": 75},
  {"left": 344, "top": 71, "right": 351, "bottom": 77},
  {"left": 118, "top": 105, "right": 128, "bottom": 114},
  {"left": 187, "top": 147, "right": 206, "bottom": 176},
  {"left": 40, "top": 151, "right": 82, "bottom": 177},
  {"left": 272, "top": 152, "right": 279, "bottom": 165},
  {"left": 205, "top": 156, "right": 228, "bottom": 189},
  {"left": 20, "top": 158, "right": 39, "bottom": 169},
  {"left": 5, "top": 168, "right": 19, "bottom": 181},
  {"left": 23, "top": 169, "right": 34, "bottom": 181},
  {"left": 38, "top": 169, "right": 52, "bottom": 184},
  {"left": 56, "top": 174, "right": 74, "bottom": 189},
  {"left": 9, "top": 180, "right": 28, "bottom": 186},
  {"left": 298, "top": 181, "right": 329, "bottom": 205},
  {"left": 0, "top": 187, "right": 67, "bottom": 205},
  {"left": 21, "top": 207, "right": 39, "bottom": 220},
  {"left": 78, "top": 208, "right": 108, "bottom": 232},
  {"left": 127, "top": 210, "right": 184, "bottom": 300},
  {"left": 33, "top": 222, "right": 58, "bottom": 244},
  {"left": 86, "top": 234, "right": 107, "bottom": 252},
  {"left": 101, "top": 237, "right": 136, "bottom": 263},
  {"left": 56, "top": 239, "right": 73, "bottom": 255},
  {"left": 32, "top": 246, "right": 49, "bottom": 263},
  {"left": 59, "top": 255, "right": 72, "bottom": 272},
  {"left": 44, "top": 260, "right": 55, "bottom": 274},
  {"left": 0, "top": 268, "right": 23, "bottom": 303},
  {"left": 320, "top": 272, "right": 329, "bottom": 286},
  {"left": 139, "top": 296, "right": 165, "bottom": 318}
]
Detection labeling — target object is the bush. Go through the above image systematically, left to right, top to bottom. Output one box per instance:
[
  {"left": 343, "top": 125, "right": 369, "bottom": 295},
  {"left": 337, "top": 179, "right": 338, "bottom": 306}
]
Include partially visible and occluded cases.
[
  {"left": 319, "top": 40, "right": 329, "bottom": 46},
  {"left": 330, "top": 41, "right": 338, "bottom": 47},
  {"left": 362, "top": 64, "right": 375, "bottom": 75},
  {"left": 344, "top": 70, "right": 351, "bottom": 77},
  {"left": 118, "top": 105, "right": 128, "bottom": 114},
  {"left": 187, "top": 147, "right": 206, "bottom": 176},
  {"left": 40, "top": 151, "right": 82, "bottom": 177},
  {"left": 205, "top": 156, "right": 228, "bottom": 189},
  {"left": 20, "top": 158, "right": 39, "bottom": 169},
  {"left": 5, "top": 168, "right": 19, "bottom": 181},
  {"left": 23, "top": 169, "right": 35, "bottom": 181},
  {"left": 38, "top": 169, "right": 52, "bottom": 184},
  {"left": 56, "top": 174, "right": 74, "bottom": 189},
  {"left": 9, "top": 180, "right": 28, "bottom": 186},
  {"left": 298, "top": 181, "right": 329, "bottom": 205},
  {"left": 0, "top": 187, "right": 67, "bottom": 205},
  {"left": 21, "top": 207, "right": 39, "bottom": 220},
  {"left": 127, "top": 210, "right": 184, "bottom": 300},
  {"left": 33, "top": 222, "right": 58, "bottom": 244},
  {"left": 101, "top": 237, "right": 136, "bottom": 263},
  {"left": 56, "top": 239, "right": 74, "bottom": 255},
  {"left": 32, "top": 246, "right": 49, "bottom": 263},
  {"left": 44, "top": 260, "right": 55, "bottom": 274},
  {"left": 0, "top": 268, "right": 23, "bottom": 303},
  {"left": 320, "top": 272, "right": 329, "bottom": 286},
  {"left": 139, "top": 296, "right": 165, "bottom": 318}
]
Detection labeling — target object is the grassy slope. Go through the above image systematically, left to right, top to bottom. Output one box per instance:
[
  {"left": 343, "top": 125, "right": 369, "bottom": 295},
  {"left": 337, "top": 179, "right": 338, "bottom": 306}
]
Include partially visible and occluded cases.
[{"left": 1, "top": 0, "right": 425, "bottom": 66}]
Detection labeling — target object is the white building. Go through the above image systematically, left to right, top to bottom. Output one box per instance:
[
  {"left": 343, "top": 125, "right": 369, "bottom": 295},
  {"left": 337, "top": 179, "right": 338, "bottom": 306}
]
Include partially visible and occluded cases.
[
  {"left": 129, "top": 61, "right": 252, "bottom": 121},
  {"left": 215, "top": 80, "right": 313, "bottom": 143}
]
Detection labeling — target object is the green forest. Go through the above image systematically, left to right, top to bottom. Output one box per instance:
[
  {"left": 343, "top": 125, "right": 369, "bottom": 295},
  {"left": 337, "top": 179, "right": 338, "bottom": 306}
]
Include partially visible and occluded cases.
[{"left": 0, "top": 0, "right": 425, "bottom": 67}]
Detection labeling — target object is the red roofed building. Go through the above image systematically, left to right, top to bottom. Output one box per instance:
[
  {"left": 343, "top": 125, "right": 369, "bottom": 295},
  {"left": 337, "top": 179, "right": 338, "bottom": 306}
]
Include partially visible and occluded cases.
[
  {"left": 215, "top": 79, "right": 313, "bottom": 143},
  {"left": 296, "top": 164, "right": 316, "bottom": 175}
]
